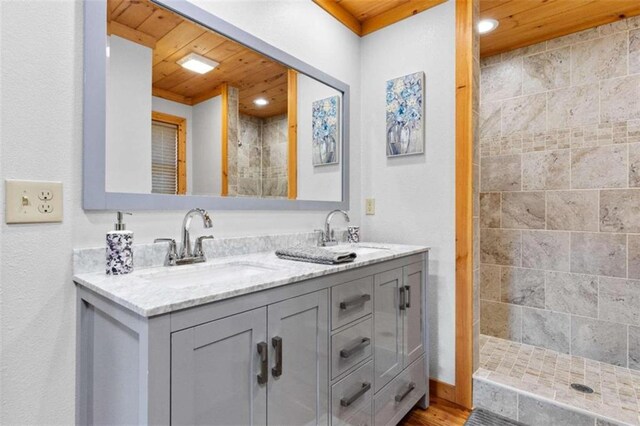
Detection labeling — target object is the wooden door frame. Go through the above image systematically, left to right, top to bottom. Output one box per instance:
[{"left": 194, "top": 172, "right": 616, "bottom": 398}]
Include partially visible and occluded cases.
[
  {"left": 454, "top": 0, "right": 475, "bottom": 410},
  {"left": 151, "top": 111, "right": 187, "bottom": 195}
]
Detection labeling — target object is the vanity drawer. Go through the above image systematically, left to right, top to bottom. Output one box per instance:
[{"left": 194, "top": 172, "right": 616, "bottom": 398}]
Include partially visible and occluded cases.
[
  {"left": 331, "top": 276, "right": 374, "bottom": 330},
  {"left": 332, "top": 317, "right": 373, "bottom": 378},
  {"left": 374, "top": 356, "right": 426, "bottom": 426},
  {"left": 331, "top": 361, "right": 373, "bottom": 426}
]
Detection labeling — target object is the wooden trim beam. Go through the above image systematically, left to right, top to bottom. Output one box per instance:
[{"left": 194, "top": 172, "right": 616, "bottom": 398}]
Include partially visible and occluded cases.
[
  {"left": 312, "top": 0, "right": 362, "bottom": 35},
  {"left": 312, "top": 0, "right": 447, "bottom": 37},
  {"left": 360, "top": 0, "right": 448, "bottom": 35},
  {"left": 455, "top": 0, "right": 475, "bottom": 410},
  {"left": 107, "top": 20, "right": 157, "bottom": 49},
  {"left": 287, "top": 70, "right": 298, "bottom": 200},
  {"left": 220, "top": 83, "right": 229, "bottom": 197},
  {"left": 191, "top": 86, "right": 223, "bottom": 106},
  {"left": 152, "top": 87, "right": 193, "bottom": 106},
  {"left": 151, "top": 111, "right": 187, "bottom": 195}
]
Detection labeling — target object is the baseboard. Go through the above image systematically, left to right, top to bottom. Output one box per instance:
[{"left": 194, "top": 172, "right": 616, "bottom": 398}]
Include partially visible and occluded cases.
[{"left": 429, "top": 378, "right": 456, "bottom": 403}]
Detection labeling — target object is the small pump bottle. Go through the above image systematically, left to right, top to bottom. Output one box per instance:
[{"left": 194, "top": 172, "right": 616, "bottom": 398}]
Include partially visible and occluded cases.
[{"left": 106, "top": 211, "right": 133, "bottom": 275}]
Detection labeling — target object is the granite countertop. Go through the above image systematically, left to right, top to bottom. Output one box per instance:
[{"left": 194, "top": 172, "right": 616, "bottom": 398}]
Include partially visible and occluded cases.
[{"left": 73, "top": 242, "right": 428, "bottom": 317}]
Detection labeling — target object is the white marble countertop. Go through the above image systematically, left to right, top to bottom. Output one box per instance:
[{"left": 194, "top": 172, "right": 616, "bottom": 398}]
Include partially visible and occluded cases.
[{"left": 73, "top": 242, "right": 428, "bottom": 317}]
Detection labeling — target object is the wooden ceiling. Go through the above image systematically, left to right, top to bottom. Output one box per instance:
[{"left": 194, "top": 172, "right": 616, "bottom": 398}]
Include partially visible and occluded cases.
[
  {"left": 107, "top": 0, "right": 288, "bottom": 117},
  {"left": 313, "top": 0, "right": 447, "bottom": 36},
  {"left": 480, "top": 0, "right": 640, "bottom": 58}
]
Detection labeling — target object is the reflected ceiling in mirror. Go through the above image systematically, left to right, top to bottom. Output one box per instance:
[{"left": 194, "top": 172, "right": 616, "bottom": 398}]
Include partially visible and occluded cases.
[{"left": 104, "top": 0, "right": 343, "bottom": 202}]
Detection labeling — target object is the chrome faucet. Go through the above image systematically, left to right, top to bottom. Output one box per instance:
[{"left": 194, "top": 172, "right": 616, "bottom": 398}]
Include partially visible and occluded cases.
[
  {"left": 155, "top": 208, "right": 214, "bottom": 266},
  {"left": 317, "top": 209, "right": 350, "bottom": 246}
]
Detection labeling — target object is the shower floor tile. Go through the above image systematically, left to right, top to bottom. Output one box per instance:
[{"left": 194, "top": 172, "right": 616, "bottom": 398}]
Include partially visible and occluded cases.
[{"left": 476, "top": 334, "right": 640, "bottom": 425}]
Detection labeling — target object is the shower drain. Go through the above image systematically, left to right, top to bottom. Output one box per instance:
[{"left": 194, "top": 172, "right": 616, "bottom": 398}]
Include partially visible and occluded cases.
[{"left": 571, "top": 383, "right": 594, "bottom": 394}]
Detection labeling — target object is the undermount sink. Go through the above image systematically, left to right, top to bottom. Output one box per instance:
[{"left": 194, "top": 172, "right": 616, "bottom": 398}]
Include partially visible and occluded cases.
[
  {"left": 323, "top": 244, "right": 391, "bottom": 256},
  {"left": 139, "top": 262, "right": 279, "bottom": 289}
]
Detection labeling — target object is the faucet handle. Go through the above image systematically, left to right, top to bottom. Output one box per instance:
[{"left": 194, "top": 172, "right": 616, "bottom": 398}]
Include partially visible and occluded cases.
[
  {"left": 314, "top": 229, "right": 326, "bottom": 246},
  {"left": 194, "top": 235, "right": 214, "bottom": 258},
  {"left": 154, "top": 238, "right": 178, "bottom": 266}
]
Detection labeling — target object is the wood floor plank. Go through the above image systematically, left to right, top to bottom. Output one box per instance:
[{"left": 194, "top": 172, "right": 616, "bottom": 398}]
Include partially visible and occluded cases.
[{"left": 399, "top": 397, "right": 471, "bottom": 426}]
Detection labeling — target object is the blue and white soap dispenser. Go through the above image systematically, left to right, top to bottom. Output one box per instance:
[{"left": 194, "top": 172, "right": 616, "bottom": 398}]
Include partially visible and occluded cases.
[{"left": 106, "top": 211, "right": 133, "bottom": 275}]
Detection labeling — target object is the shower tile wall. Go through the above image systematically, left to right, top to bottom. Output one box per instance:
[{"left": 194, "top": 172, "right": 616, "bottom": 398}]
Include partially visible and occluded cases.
[
  {"left": 479, "top": 16, "right": 640, "bottom": 370},
  {"left": 235, "top": 113, "right": 288, "bottom": 198},
  {"left": 238, "top": 114, "right": 263, "bottom": 196},
  {"left": 262, "top": 114, "right": 288, "bottom": 198}
]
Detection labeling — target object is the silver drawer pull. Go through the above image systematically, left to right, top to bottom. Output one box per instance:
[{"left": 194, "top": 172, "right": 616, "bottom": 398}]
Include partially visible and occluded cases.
[
  {"left": 340, "top": 294, "right": 371, "bottom": 310},
  {"left": 340, "top": 337, "right": 371, "bottom": 358},
  {"left": 340, "top": 382, "right": 371, "bottom": 407},
  {"left": 394, "top": 382, "right": 416, "bottom": 402}
]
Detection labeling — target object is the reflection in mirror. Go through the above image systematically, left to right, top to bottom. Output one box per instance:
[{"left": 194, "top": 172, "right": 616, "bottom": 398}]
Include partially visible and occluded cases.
[{"left": 105, "top": 0, "right": 343, "bottom": 202}]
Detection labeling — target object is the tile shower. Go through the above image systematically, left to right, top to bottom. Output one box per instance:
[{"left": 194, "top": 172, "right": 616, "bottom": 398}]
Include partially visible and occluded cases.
[
  {"left": 476, "top": 15, "right": 640, "bottom": 425},
  {"left": 227, "top": 86, "right": 288, "bottom": 198}
]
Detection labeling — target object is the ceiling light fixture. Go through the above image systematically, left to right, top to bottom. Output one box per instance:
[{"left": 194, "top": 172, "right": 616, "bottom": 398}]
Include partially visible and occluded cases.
[
  {"left": 478, "top": 18, "right": 499, "bottom": 35},
  {"left": 177, "top": 53, "right": 219, "bottom": 74},
  {"left": 253, "top": 98, "right": 269, "bottom": 106}
]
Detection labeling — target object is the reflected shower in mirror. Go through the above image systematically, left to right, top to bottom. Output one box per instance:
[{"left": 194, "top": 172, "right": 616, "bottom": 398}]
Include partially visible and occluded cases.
[{"left": 105, "top": 0, "right": 343, "bottom": 202}]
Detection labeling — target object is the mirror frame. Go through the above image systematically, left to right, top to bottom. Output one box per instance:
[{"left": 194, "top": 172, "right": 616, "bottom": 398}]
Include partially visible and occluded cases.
[{"left": 83, "top": 0, "right": 350, "bottom": 211}]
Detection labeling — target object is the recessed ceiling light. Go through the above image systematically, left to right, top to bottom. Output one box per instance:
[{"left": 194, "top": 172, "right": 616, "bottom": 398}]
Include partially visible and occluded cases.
[
  {"left": 478, "top": 18, "right": 499, "bottom": 35},
  {"left": 177, "top": 53, "right": 219, "bottom": 74},
  {"left": 253, "top": 98, "right": 269, "bottom": 106}
]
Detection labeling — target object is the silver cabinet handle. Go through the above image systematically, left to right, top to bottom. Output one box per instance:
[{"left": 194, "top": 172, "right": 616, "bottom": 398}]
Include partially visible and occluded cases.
[
  {"left": 404, "top": 285, "right": 411, "bottom": 308},
  {"left": 399, "top": 286, "right": 406, "bottom": 310},
  {"left": 340, "top": 294, "right": 371, "bottom": 310},
  {"left": 271, "top": 336, "right": 282, "bottom": 378},
  {"left": 340, "top": 337, "right": 371, "bottom": 358},
  {"left": 256, "top": 342, "right": 268, "bottom": 385},
  {"left": 340, "top": 382, "right": 371, "bottom": 407},
  {"left": 394, "top": 382, "right": 416, "bottom": 402}
]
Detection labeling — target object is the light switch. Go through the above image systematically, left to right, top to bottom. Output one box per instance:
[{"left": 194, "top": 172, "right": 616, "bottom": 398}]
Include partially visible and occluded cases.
[
  {"left": 5, "top": 180, "right": 63, "bottom": 224},
  {"left": 365, "top": 198, "right": 375, "bottom": 215}
]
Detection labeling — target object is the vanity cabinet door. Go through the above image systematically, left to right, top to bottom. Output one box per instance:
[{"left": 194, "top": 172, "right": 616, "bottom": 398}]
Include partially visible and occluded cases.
[
  {"left": 403, "top": 263, "right": 425, "bottom": 367},
  {"left": 373, "top": 268, "right": 404, "bottom": 393},
  {"left": 267, "top": 290, "right": 329, "bottom": 426},
  {"left": 171, "top": 308, "right": 267, "bottom": 426}
]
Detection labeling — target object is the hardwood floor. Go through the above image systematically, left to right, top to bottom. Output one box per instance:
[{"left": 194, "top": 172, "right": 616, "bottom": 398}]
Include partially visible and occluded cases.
[{"left": 399, "top": 397, "right": 471, "bottom": 426}]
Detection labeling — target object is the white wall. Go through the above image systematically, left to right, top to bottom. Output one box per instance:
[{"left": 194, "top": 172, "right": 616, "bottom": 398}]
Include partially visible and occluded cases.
[
  {"left": 360, "top": 0, "right": 456, "bottom": 384},
  {"left": 0, "top": 1, "right": 361, "bottom": 424},
  {"left": 106, "top": 35, "right": 152, "bottom": 193},
  {"left": 297, "top": 73, "right": 342, "bottom": 201},
  {"left": 152, "top": 96, "right": 194, "bottom": 194},
  {"left": 192, "top": 97, "right": 222, "bottom": 195}
]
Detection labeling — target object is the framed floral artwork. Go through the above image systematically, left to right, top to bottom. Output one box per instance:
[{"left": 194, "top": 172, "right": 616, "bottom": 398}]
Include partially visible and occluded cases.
[
  {"left": 386, "top": 72, "right": 424, "bottom": 157},
  {"left": 312, "top": 95, "right": 340, "bottom": 166}
]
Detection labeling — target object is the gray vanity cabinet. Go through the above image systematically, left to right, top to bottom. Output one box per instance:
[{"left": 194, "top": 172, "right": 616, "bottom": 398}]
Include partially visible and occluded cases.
[
  {"left": 76, "top": 251, "right": 428, "bottom": 426},
  {"left": 373, "top": 263, "right": 424, "bottom": 393},
  {"left": 373, "top": 268, "right": 404, "bottom": 392},
  {"left": 268, "top": 290, "right": 329, "bottom": 426},
  {"left": 171, "top": 291, "right": 328, "bottom": 426},
  {"left": 171, "top": 308, "right": 268, "bottom": 426}
]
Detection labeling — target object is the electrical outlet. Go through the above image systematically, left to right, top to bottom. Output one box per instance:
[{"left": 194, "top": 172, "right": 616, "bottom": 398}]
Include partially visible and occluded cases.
[
  {"left": 5, "top": 180, "right": 63, "bottom": 223},
  {"left": 38, "top": 190, "right": 53, "bottom": 201},
  {"left": 365, "top": 198, "right": 375, "bottom": 215}
]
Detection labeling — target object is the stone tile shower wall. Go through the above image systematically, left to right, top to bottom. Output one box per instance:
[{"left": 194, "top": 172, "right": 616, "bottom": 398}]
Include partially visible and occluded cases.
[
  {"left": 479, "top": 17, "right": 640, "bottom": 370},
  {"left": 234, "top": 113, "right": 288, "bottom": 197}
]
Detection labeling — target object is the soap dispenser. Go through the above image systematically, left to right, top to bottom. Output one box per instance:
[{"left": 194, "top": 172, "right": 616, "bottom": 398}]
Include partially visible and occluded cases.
[{"left": 106, "top": 211, "right": 133, "bottom": 275}]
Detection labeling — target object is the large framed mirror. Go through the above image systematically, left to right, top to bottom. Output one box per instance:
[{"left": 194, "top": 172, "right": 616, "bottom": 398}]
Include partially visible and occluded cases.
[{"left": 84, "top": 0, "right": 350, "bottom": 210}]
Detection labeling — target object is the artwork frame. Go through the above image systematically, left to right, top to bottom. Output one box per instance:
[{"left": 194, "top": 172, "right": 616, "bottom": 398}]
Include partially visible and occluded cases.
[
  {"left": 386, "top": 71, "right": 425, "bottom": 157},
  {"left": 312, "top": 95, "right": 340, "bottom": 166}
]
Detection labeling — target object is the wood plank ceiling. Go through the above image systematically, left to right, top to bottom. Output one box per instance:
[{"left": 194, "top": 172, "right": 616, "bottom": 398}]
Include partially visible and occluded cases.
[
  {"left": 108, "top": 0, "right": 289, "bottom": 117},
  {"left": 313, "top": 0, "right": 447, "bottom": 36},
  {"left": 480, "top": 0, "right": 640, "bottom": 58}
]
